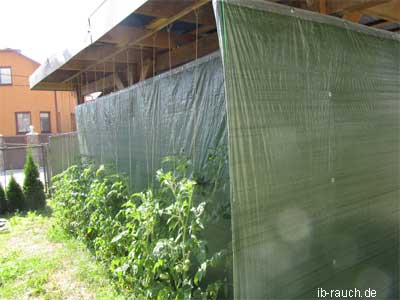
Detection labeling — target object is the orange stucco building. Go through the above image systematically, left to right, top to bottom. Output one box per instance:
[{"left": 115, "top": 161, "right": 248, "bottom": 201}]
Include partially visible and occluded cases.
[{"left": 0, "top": 49, "right": 77, "bottom": 137}]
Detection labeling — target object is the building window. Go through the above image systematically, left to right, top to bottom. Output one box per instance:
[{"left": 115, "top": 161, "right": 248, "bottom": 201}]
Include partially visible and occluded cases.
[
  {"left": 0, "top": 67, "right": 12, "bottom": 85},
  {"left": 16, "top": 112, "right": 31, "bottom": 134},
  {"left": 40, "top": 112, "right": 51, "bottom": 133}
]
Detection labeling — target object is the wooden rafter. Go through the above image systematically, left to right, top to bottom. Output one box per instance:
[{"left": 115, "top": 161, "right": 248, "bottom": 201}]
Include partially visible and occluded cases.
[
  {"left": 62, "top": 0, "right": 210, "bottom": 85},
  {"left": 319, "top": 0, "right": 327, "bottom": 14},
  {"left": 328, "top": 0, "right": 391, "bottom": 14},
  {"left": 362, "top": 0, "right": 400, "bottom": 22},
  {"left": 137, "top": 1, "right": 215, "bottom": 26},
  {"left": 343, "top": 11, "right": 363, "bottom": 22},
  {"left": 99, "top": 25, "right": 193, "bottom": 48},
  {"left": 101, "top": 25, "right": 172, "bottom": 47},
  {"left": 187, "top": 25, "right": 215, "bottom": 36},
  {"left": 131, "top": 32, "right": 218, "bottom": 82},
  {"left": 156, "top": 33, "right": 219, "bottom": 73},
  {"left": 74, "top": 47, "right": 147, "bottom": 64},
  {"left": 60, "top": 60, "right": 119, "bottom": 72},
  {"left": 140, "top": 60, "right": 153, "bottom": 81},
  {"left": 81, "top": 72, "right": 125, "bottom": 96},
  {"left": 32, "top": 82, "right": 74, "bottom": 91}
]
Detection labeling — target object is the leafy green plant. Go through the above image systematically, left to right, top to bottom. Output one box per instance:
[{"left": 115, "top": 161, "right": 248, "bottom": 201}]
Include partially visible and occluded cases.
[
  {"left": 23, "top": 150, "right": 46, "bottom": 210},
  {"left": 51, "top": 158, "right": 229, "bottom": 300},
  {"left": 51, "top": 164, "right": 128, "bottom": 243},
  {"left": 110, "top": 168, "right": 225, "bottom": 299},
  {"left": 6, "top": 176, "right": 25, "bottom": 212},
  {"left": 0, "top": 182, "right": 7, "bottom": 214}
]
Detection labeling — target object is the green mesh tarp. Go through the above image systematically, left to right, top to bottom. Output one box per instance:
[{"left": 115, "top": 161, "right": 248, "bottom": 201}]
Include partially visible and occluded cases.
[
  {"left": 214, "top": 0, "right": 400, "bottom": 299},
  {"left": 71, "top": 2, "right": 400, "bottom": 298},
  {"left": 76, "top": 53, "right": 227, "bottom": 190},
  {"left": 76, "top": 53, "right": 232, "bottom": 294},
  {"left": 47, "top": 133, "right": 80, "bottom": 177}
]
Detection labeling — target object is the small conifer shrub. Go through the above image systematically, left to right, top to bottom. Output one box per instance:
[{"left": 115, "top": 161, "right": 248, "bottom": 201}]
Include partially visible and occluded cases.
[
  {"left": 23, "top": 150, "right": 46, "bottom": 210},
  {"left": 6, "top": 176, "right": 25, "bottom": 212}
]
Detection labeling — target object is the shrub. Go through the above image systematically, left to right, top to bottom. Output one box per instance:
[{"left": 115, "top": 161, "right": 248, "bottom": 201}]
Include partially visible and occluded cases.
[
  {"left": 23, "top": 151, "right": 46, "bottom": 210},
  {"left": 51, "top": 160, "right": 229, "bottom": 300},
  {"left": 6, "top": 176, "right": 25, "bottom": 212},
  {"left": 0, "top": 182, "right": 7, "bottom": 214}
]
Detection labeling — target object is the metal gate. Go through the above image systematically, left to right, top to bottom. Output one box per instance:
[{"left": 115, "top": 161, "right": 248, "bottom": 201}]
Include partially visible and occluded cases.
[{"left": 0, "top": 143, "right": 50, "bottom": 192}]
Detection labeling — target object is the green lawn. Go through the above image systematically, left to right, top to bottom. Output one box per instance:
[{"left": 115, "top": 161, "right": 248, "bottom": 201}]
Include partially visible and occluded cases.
[{"left": 0, "top": 210, "right": 125, "bottom": 300}]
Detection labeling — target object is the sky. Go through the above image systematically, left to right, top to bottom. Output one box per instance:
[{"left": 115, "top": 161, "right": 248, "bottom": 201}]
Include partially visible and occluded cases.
[{"left": 0, "top": 0, "right": 105, "bottom": 64}]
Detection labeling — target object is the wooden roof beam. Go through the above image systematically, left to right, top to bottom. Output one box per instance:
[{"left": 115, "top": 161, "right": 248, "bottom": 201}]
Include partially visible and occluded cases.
[
  {"left": 62, "top": 0, "right": 210, "bottom": 84},
  {"left": 319, "top": 0, "right": 327, "bottom": 14},
  {"left": 328, "top": 0, "right": 391, "bottom": 14},
  {"left": 362, "top": 0, "right": 400, "bottom": 22},
  {"left": 137, "top": 2, "right": 215, "bottom": 26},
  {"left": 343, "top": 11, "right": 363, "bottom": 22},
  {"left": 364, "top": 13, "right": 399, "bottom": 22},
  {"left": 98, "top": 25, "right": 193, "bottom": 49},
  {"left": 187, "top": 25, "right": 216, "bottom": 36},
  {"left": 137, "top": 32, "right": 219, "bottom": 81},
  {"left": 156, "top": 32, "right": 219, "bottom": 73},
  {"left": 74, "top": 46, "right": 151, "bottom": 64},
  {"left": 60, "top": 60, "right": 118, "bottom": 72},
  {"left": 81, "top": 73, "right": 125, "bottom": 96},
  {"left": 81, "top": 74, "right": 113, "bottom": 95},
  {"left": 31, "top": 82, "right": 75, "bottom": 91}
]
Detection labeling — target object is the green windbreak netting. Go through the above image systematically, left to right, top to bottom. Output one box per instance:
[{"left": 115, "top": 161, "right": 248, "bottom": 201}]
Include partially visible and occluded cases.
[
  {"left": 214, "top": 0, "right": 399, "bottom": 299},
  {"left": 75, "top": 53, "right": 232, "bottom": 292},
  {"left": 76, "top": 53, "right": 227, "bottom": 191},
  {"left": 47, "top": 133, "right": 80, "bottom": 178}
]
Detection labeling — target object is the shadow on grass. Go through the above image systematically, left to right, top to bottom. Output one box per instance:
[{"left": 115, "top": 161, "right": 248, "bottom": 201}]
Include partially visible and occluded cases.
[{"left": 0, "top": 201, "right": 53, "bottom": 220}]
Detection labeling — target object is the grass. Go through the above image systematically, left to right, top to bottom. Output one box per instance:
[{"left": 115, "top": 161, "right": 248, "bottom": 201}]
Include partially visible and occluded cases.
[{"left": 0, "top": 209, "right": 125, "bottom": 300}]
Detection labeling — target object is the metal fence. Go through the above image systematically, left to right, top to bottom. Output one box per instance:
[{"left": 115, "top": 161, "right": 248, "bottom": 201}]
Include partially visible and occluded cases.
[
  {"left": 0, "top": 132, "right": 80, "bottom": 192},
  {"left": 46, "top": 132, "right": 80, "bottom": 180},
  {"left": 0, "top": 143, "right": 50, "bottom": 192}
]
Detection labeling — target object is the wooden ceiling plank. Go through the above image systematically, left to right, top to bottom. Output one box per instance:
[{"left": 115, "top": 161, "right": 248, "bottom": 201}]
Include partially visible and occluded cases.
[
  {"left": 62, "top": 0, "right": 210, "bottom": 84},
  {"left": 319, "top": 0, "right": 327, "bottom": 14},
  {"left": 328, "top": 0, "right": 391, "bottom": 14},
  {"left": 362, "top": 0, "right": 400, "bottom": 22},
  {"left": 137, "top": 1, "right": 214, "bottom": 26},
  {"left": 180, "top": 4, "right": 215, "bottom": 26},
  {"left": 343, "top": 11, "right": 363, "bottom": 22},
  {"left": 364, "top": 13, "right": 399, "bottom": 22},
  {"left": 146, "top": 18, "right": 170, "bottom": 30},
  {"left": 99, "top": 25, "right": 181, "bottom": 48},
  {"left": 187, "top": 25, "right": 216, "bottom": 36},
  {"left": 156, "top": 32, "right": 219, "bottom": 73},
  {"left": 74, "top": 46, "right": 151, "bottom": 64},
  {"left": 60, "top": 60, "right": 116, "bottom": 72},
  {"left": 140, "top": 60, "right": 153, "bottom": 81},
  {"left": 81, "top": 73, "right": 126, "bottom": 95},
  {"left": 81, "top": 74, "right": 113, "bottom": 95},
  {"left": 115, "top": 74, "right": 125, "bottom": 90},
  {"left": 31, "top": 82, "right": 75, "bottom": 91}
]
